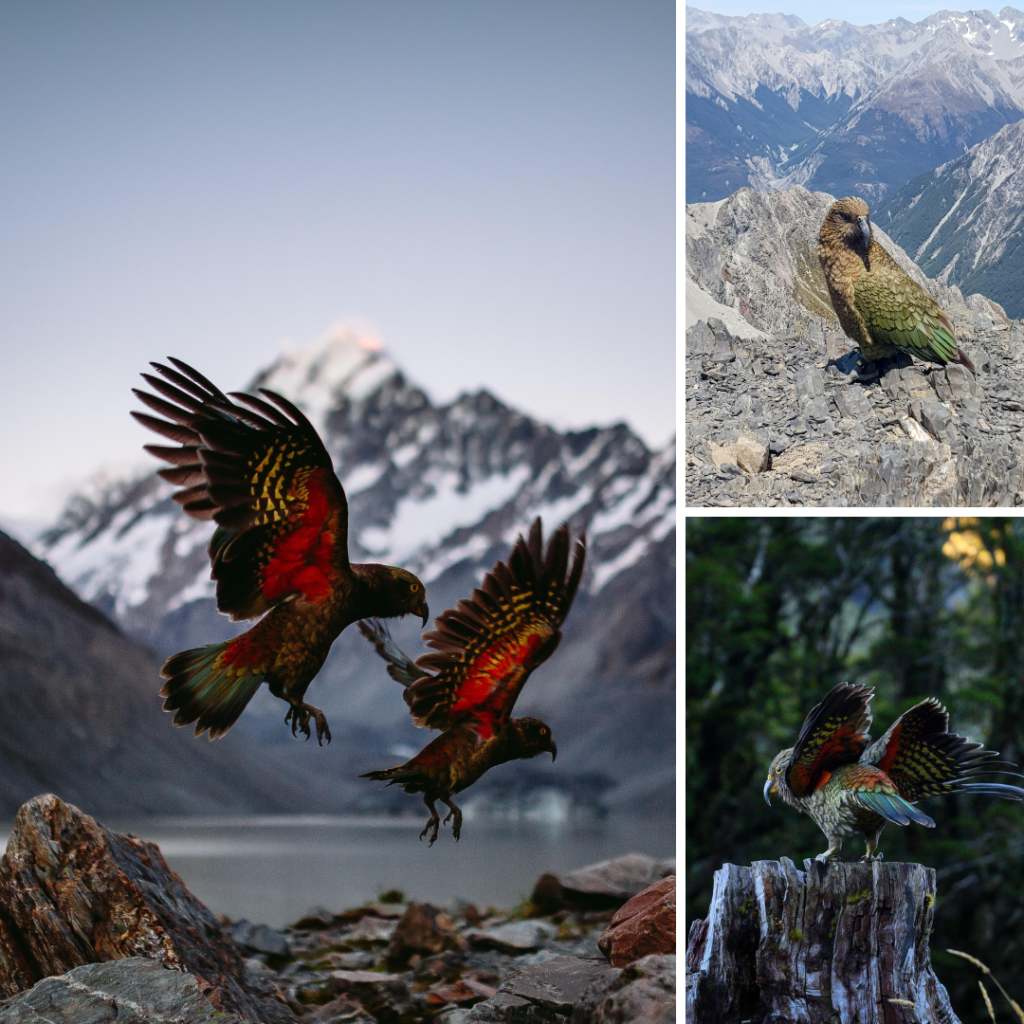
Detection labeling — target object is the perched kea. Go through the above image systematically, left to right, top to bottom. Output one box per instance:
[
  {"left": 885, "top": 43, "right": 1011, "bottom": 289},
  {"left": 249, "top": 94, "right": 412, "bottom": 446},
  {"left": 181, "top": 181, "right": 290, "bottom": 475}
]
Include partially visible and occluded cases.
[
  {"left": 818, "top": 197, "right": 975, "bottom": 373},
  {"left": 765, "top": 682, "right": 1023, "bottom": 862}
]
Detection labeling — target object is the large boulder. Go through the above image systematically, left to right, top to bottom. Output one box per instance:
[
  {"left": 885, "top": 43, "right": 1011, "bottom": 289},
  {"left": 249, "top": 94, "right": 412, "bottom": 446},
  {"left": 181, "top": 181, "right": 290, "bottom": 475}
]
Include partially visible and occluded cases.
[
  {"left": 0, "top": 794, "right": 294, "bottom": 1023},
  {"left": 531, "top": 854, "right": 675, "bottom": 913},
  {"left": 597, "top": 876, "right": 675, "bottom": 967},
  {"left": 0, "top": 957, "right": 247, "bottom": 1023}
]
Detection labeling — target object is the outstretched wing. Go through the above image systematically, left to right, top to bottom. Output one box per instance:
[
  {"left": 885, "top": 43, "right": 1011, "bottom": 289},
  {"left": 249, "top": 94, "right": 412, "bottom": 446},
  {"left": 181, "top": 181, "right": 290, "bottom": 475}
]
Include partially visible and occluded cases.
[
  {"left": 133, "top": 358, "right": 349, "bottom": 621},
  {"left": 403, "top": 519, "right": 585, "bottom": 736},
  {"left": 357, "top": 619, "right": 425, "bottom": 688},
  {"left": 786, "top": 682, "right": 873, "bottom": 798},
  {"left": 862, "top": 698, "right": 1022, "bottom": 802}
]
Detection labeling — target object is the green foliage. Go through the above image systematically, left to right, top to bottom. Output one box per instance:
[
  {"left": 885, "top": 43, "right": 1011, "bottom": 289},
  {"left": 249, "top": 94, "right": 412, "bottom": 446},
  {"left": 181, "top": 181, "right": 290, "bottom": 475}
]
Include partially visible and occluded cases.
[
  {"left": 686, "top": 517, "right": 1024, "bottom": 1024},
  {"left": 377, "top": 888, "right": 405, "bottom": 905}
]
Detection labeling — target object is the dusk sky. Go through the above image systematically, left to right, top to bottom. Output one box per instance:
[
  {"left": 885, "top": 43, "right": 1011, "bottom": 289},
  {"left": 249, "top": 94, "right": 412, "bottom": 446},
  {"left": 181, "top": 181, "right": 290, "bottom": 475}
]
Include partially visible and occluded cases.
[
  {"left": 0, "top": 1, "right": 673, "bottom": 524},
  {"left": 688, "top": 2, "right": 951, "bottom": 24}
]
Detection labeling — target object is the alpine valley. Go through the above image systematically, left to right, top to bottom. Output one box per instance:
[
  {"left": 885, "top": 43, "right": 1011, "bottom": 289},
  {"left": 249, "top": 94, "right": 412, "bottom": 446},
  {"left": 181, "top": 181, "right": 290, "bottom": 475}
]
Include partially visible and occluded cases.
[
  {"left": 686, "top": 6, "right": 1024, "bottom": 204},
  {"left": 26, "top": 332, "right": 676, "bottom": 818}
]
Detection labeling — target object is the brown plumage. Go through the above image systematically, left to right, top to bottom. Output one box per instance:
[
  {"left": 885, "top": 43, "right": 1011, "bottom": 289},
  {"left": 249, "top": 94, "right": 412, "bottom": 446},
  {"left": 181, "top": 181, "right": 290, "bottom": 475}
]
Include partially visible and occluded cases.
[
  {"left": 818, "top": 196, "right": 975, "bottom": 373},
  {"left": 132, "top": 358, "right": 429, "bottom": 744},
  {"left": 358, "top": 519, "right": 585, "bottom": 844}
]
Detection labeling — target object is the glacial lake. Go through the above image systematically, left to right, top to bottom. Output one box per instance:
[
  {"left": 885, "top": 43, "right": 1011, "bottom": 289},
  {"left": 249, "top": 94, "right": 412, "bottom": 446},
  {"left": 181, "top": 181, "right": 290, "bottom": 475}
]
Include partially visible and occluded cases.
[{"left": 5, "top": 815, "right": 675, "bottom": 929}]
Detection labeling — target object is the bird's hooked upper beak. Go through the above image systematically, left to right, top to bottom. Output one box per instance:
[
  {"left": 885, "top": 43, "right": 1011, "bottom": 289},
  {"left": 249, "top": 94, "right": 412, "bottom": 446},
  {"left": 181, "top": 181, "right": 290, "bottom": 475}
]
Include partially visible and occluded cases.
[
  {"left": 857, "top": 215, "right": 871, "bottom": 249},
  {"left": 418, "top": 600, "right": 430, "bottom": 627},
  {"left": 549, "top": 739, "right": 558, "bottom": 762},
  {"left": 763, "top": 776, "right": 775, "bottom": 806}
]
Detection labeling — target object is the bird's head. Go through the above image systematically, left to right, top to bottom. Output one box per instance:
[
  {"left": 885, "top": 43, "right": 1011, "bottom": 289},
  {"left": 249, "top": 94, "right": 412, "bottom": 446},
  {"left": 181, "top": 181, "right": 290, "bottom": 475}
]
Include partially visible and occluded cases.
[
  {"left": 822, "top": 196, "right": 872, "bottom": 254},
  {"left": 358, "top": 565, "right": 430, "bottom": 625},
  {"left": 514, "top": 717, "right": 558, "bottom": 761},
  {"left": 764, "top": 748, "right": 794, "bottom": 806}
]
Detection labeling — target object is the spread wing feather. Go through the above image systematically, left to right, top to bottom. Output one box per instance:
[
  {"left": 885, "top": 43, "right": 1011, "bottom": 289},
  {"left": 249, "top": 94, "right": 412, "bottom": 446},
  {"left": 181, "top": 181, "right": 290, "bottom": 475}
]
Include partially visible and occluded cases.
[
  {"left": 133, "top": 358, "right": 349, "bottom": 621},
  {"left": 402, "top": 519, "right": 585, "bottom": 734},
  {"left": 786, "top": 682, "right": 874, "bottom": 798}
]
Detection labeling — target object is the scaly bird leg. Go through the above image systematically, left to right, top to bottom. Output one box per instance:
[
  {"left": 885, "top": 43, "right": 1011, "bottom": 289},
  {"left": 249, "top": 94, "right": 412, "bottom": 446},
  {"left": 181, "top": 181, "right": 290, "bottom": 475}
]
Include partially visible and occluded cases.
[
  {"left": 284, "top": 702, "right": 332, "bottom": 746},
  {"left": 421, "top": 797, "right": 441, "bottom": 846},
  {"left": 441, "top": 797, "right": 463, "bottom": 842},
  {"left": 860, "top": 829, "right": 884, "bottom": 862},
  {"left": 815, "top": 838, "right": 844, "bottom": 864}
]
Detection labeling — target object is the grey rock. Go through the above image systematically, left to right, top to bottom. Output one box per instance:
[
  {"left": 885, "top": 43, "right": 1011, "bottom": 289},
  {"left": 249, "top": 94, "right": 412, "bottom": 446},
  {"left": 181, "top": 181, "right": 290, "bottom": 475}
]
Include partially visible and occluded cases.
[
  {"left": 796, "top": 366, "right": 824, "bottom": 399},
  {"left": 532, "top": 854, "right": 676, "bottom": 913},
  {"left": 229, "top": 920, "right": 291, "bottom": 957},
  {"left": 467, "top": 920, "right": 560, "bottom": 953},
  {"left": 570, "top": 954, "right": 676, "bottom": 1024},
  {"left": 468, "top": 957, "right": 616, "bottom": 1022},
  {"left": 0, "top": 958, "right": 247, "bottom": 1024}
]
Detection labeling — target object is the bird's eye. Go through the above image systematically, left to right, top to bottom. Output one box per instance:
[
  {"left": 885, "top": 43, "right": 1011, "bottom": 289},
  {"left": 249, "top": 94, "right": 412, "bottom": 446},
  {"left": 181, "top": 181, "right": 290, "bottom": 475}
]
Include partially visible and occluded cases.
[
  {"left": 409, "top": 581, "right": 418, "bottom": 591},
  {"left": 775, "top": 765, "right": 783, "bottom": 773}
]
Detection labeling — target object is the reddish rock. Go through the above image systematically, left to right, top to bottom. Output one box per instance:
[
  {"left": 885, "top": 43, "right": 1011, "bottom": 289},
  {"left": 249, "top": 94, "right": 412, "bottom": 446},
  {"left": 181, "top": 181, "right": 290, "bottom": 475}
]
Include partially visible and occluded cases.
[
  {"left": 0, "top": 794, "right": 294, "bottom": 1022},
  {"left": 597, "top": 875, "right": 676, "bottom": 967},
  {"left": 386, "top": 902, "right": 467, "bottom": 964}
]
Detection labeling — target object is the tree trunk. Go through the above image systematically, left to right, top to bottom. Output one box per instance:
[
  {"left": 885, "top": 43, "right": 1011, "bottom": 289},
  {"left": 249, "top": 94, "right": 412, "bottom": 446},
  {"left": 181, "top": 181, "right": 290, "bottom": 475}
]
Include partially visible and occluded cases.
[{"left": 685, "top": 858, "right": 961, "bottom": 1024}]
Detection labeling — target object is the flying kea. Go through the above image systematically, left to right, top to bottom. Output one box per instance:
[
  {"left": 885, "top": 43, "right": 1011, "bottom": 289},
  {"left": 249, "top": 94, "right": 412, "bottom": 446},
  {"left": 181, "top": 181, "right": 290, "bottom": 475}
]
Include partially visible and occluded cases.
[
  {"left": 818, "top": 196, "right": 975, "bottom": 373},
  {"left": 133, "top": 358, "right": 429, "bottom": 744},
  {"left": 358, "top": 518, "right": 585, "bottom": 844},
  {"left": 764, "top": 682, "right": 1024, "bottom": 862}
]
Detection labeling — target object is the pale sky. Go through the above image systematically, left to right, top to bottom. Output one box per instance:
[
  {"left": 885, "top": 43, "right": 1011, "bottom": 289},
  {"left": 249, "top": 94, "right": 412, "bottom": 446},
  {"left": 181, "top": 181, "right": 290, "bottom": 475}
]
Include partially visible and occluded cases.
[
  {"left": 0, "top": 1, "right": 673, "bottom": 523},
  {"left": 688, "top": 2, "right": 957, "bottom": 26}
]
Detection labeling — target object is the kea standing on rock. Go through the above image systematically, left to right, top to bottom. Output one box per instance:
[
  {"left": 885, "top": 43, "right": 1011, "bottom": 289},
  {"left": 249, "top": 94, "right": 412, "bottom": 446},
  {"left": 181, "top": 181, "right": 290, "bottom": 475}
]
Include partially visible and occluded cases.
[
  {"left": 818, "top": 196, "right": 975, "bottom": 374},
  {"left": 764, "top": 682, "right": 1023, "bottom": 862}
]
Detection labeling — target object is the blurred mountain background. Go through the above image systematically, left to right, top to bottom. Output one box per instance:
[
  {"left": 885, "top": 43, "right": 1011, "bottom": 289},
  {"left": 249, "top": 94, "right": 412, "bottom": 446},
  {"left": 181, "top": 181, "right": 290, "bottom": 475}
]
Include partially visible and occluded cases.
[
  {"left": 2, "top": 332, "right": 675, "bottom": 821},
  {"left": 687, "top": 516, "right": 1024, "bottom": 1023}
]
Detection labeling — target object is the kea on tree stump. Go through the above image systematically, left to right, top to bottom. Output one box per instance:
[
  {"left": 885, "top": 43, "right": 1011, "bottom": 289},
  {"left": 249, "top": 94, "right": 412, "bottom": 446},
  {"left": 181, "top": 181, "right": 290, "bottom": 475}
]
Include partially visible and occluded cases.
[
  {"left": 819, "top": 196, "right": 976, "bottom": 376},
  {"left": 765, "top": 682, "right": 1024, "bottom": 862}
]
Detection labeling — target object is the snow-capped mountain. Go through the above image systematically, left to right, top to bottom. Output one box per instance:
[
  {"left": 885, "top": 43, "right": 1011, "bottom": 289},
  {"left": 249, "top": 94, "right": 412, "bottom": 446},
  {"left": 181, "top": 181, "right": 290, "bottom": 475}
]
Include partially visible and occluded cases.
[
  {"left": 687, "top": 6, "right": 1024, "bottom": 203},
  {"left": 876, "top": 118, "right": 1024, "bottom": 318},
  {"left": 33, "top": 331, "right": 676, "bottom": 815}
]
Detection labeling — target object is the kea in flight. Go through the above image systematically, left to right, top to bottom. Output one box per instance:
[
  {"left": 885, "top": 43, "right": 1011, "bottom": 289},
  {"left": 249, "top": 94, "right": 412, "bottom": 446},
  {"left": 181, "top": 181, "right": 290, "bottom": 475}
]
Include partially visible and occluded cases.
[
  {"left": 819, "top": 196, "right": 975, "bottom": 374},
  {"left": 133, "top": 358, "right": 429, "bottom": 744},
  {"left": 358, "top": 518, "right": 585, "bottom": 845},
  {"left": 765, "top": 682, "right": 1023, "bottom": 862}
]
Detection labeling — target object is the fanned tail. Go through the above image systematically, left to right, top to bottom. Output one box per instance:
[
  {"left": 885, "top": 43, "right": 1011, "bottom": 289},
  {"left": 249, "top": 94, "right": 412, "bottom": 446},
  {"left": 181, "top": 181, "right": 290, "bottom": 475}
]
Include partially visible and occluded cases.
[
  {"left": 160, "top": 637, "right": 266, "bottom": 739},
  {"left": 857, "top": 789, "right": 935, "bottom": 828}
]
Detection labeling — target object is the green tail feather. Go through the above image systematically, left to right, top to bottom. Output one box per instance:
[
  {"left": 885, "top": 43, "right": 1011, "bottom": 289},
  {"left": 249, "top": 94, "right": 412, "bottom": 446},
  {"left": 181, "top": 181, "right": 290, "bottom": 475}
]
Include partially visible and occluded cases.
[
  {"left": 160, "top": 640, "right": 266, "bottom": 739},
  {"left": 857, "top": 789, "right": 935, "bottom": 828}
]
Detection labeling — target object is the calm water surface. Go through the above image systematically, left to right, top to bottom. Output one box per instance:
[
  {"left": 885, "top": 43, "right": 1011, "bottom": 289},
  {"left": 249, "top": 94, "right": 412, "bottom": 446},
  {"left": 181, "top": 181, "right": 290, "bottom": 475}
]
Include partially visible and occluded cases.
[{"left": 25, "top": 815, "right": 674, "bottom": 929}]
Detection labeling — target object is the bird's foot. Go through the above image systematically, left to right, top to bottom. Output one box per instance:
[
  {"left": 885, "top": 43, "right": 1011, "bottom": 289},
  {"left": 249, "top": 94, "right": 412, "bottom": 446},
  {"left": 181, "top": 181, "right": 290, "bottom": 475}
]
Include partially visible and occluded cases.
[
  {"left": 284, "top": 703, "right": 332, "bottom": 745},
  {"left": 443, "top": 804, "right": 463, "bottom": 842},
  {"left": 420, "top": 814, "right": 440, "bottom": 846},
  {"left": 860, "top": 851, "right": 884, "bottom": 863},
  {"left": 814, "top": 852, "right": 841, "bottom": 864}
]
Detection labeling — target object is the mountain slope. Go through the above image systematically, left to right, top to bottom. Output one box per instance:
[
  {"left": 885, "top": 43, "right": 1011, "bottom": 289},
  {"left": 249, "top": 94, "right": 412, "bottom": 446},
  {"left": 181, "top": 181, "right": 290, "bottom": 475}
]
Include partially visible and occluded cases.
[
  {"left": 686, "top": 6, "right": 1024, "bottom": 203},
  {"left": 876, "top": 119, "right": 1024, "bottom": 318},
  {"left": 32, "top": 333, "right": 676, "bottom": 816},
  {"left": 0, "top": 530, "right": 308, "bottom": 816}
]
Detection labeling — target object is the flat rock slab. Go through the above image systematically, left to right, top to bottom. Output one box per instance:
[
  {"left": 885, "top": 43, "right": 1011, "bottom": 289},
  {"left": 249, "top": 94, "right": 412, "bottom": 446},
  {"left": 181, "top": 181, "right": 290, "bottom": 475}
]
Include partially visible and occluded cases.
[
  {"left": 0, "top": 794, "right": 294, "bottom": 1023},
  {"left": 532, "top": 854, "right": 676, "bottom": 912},
  {"left": 597, "top": 876, "right": 676, "bottom": 967},
  {"left": 466, "top": 920, "right": 559, "bottom": 953},
  {"left": 570, "top": 953, "right": 676, "bottom": 1024},
  {"left": 501, "top": 956, "right": 615, "bottom": 1013},
  {"left": 0, "top": 957, "right": 246, "bottom": 1023}
]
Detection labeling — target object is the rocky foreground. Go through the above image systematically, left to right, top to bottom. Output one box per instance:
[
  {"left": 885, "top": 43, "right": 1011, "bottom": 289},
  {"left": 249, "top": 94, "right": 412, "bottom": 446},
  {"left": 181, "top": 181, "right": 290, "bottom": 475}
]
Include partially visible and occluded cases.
[{"left": 0, "top": 795, "right": 675, "bottom": 1023}]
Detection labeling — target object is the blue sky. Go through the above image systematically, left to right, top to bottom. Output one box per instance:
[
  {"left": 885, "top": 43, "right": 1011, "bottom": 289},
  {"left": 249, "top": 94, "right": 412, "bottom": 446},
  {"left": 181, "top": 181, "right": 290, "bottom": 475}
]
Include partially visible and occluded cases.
[
  {"left": 0, "top": 1, "right": 673, "bottom": 522},
  {"left": 688, "top": 1, "right": 949, "bottom": 25}
]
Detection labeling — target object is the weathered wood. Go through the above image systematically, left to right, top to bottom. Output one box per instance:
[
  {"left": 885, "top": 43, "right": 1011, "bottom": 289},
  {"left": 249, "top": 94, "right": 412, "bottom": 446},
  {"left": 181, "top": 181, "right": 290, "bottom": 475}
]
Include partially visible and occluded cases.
[{"left": 685, "top": 858, "right": 961, "bottom": 1024}]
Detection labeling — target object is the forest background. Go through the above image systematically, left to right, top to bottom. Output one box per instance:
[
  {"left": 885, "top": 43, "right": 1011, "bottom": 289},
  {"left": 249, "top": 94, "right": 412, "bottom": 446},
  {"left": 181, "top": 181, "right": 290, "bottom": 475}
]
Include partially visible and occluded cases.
[{"left": 686, "top": 516, "right": 1024, "bottom": 1024}]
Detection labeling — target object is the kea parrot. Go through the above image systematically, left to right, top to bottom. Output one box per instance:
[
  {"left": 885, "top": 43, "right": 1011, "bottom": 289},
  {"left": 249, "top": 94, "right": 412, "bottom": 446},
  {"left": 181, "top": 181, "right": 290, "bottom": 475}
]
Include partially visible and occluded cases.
[
  {"left": 818, "top": 196, "right": 975, "bottom": 374},
  {"left": 132, "top": 358, "right": 429, "bottom": 744},
  {"left": 358, "top": 518, "right": 585, "bottom": 844},
  {"left": 764, "top": 682, "right": 1024, "bottom": 862}
]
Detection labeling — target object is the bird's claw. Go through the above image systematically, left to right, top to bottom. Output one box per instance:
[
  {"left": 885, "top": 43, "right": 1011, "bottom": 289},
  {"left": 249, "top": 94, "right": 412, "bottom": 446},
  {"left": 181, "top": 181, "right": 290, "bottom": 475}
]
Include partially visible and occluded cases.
[
  {"left": 284, "top": 704, "right": 332, "bottom": 746},
  {"left": 442, "top": 807, "right": 463, "bottom": 842},
  {"left": 420, "top": 818, "right": 440, "bottom": 846},
  {"left": 860, "top": 852, "right": 884, "bottom": 863}
]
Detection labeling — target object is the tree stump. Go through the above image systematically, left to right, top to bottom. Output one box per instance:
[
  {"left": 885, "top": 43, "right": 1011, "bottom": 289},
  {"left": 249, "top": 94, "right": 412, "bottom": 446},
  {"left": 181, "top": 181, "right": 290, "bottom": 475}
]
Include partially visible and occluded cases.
[{"left": 685, "top": 858, "right": 961, "bottom": 1024}]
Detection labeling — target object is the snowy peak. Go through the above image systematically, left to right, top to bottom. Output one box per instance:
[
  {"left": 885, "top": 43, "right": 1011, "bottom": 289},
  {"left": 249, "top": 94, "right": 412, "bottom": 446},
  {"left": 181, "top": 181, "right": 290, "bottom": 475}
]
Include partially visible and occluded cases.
[{"left": 34, "top": 334, "right": 674, "bottom": 630}]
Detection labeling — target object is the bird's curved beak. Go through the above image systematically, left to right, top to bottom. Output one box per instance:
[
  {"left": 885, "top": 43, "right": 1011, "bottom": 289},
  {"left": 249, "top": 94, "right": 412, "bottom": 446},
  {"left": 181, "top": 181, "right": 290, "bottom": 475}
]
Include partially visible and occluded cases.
[
  {"left": 858, "top": 215, "right": 871, "bottom": 249},
  {"left": 418, "top": 600, "right": 430, "bottom": 626},
  {"left": 549, "top": 740, "right": 558, "bottom": 762},
  {"left": 763, "top": 777, "right": 775, "bottom": 806}
]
